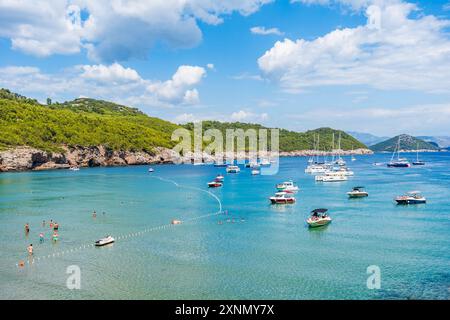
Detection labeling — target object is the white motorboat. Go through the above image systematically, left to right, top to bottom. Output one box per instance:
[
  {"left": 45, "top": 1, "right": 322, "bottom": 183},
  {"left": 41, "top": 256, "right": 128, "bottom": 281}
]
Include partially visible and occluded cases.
[
  {"left": 260, "top": 159, "right": 271, "bottom": 167},
  {"left": 226, "top": 165, "right": 240, "bottom": 173},
  {"left": 305, "top": 165, "right": 329, "bottom": 174},
  {"left": 69, "top": 167, "right": 80, "bottom": 171},
  {"left": 148, "top": 168, "right": 154, "bottom": 172},
  {"left": 251, "top": 169, "right": 260, "bottom": 175},
  {"left": 215, "top": 174, "right": 224, "bottom": 182},
  {"left": 317, "top": 175, "right": 348, "bottom": 182},
  {"left": 276, "top": 180, "right": 299, "bottom": 192},
  {"left": 208, "top": 181, "right": 223, "bottom": 188},
  {"left": 347, "top": 186, "right": 369, "bottom": 198},
  {"left": 395, "top": 191, "right": 426, "bottom": 205},
  {"left": 269, "top": 192, "right": 296, "bottom": 204},
  {"left": 307, "top": 209, "right": 332, "bottom": 228},
  {"left": 95, "top": 235, "right": 115, "bottom": 247}
]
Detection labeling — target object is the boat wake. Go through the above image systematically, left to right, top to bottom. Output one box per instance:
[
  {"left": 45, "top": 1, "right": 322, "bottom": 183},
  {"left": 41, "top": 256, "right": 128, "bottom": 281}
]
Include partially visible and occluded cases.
[{"left": 149, "top": 175, "right": 223, "bottom": 213}]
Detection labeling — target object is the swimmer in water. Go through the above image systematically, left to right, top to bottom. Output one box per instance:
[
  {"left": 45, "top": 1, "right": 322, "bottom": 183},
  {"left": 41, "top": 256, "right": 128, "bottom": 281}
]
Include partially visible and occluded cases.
[
  {"left": 92, "top": 210, "right": 97, "bottom": 218},
  {"left": 42, "top": 220, "right": 46, "bottom": 227},
  {"left": 49, "top": 220, "right": 53, "bottom": 228},
  {"left": 25, "top": 223, "right": 30, "bottom": 234},
  {"left": 52, "top": 231, "right": 58, "bottom": 242},
  {"left": 39, "top": 233, "right": 44, "bottom": 243},
  {"left": 27, "top": 244, "right": 33, "bottom": 255}
]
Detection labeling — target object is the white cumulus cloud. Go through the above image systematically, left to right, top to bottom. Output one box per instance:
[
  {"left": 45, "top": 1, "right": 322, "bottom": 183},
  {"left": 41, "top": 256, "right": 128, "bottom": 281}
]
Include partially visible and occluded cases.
[
  {"left": 0, "top": 0, "right": 272, "bottom": 61},
  {"left": 259, "top": 0, "right": 450, "bottom": 92},
  {"left": 250, "top": 26, "right": 284, "bottom": 36},
  {"left": 0, "top": 63, "right": 206, "bottom": 108},
  {"left": 147, "top": 65, "right": 206, "bottom": 104},
  {"left": 230, "top": 110, "right": 269, "bottom": 122}
]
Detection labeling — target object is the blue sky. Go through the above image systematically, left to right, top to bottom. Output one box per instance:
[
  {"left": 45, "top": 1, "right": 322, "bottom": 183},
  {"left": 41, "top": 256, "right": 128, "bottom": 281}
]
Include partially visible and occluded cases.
[{"left": 1, "top": 0, "right": 450, "bottom": 136}]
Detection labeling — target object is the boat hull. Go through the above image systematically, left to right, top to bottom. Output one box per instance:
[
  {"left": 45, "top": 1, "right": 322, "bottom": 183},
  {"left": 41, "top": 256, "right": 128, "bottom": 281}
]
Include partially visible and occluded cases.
[
  {"left": 387, "top": 163, "right": 411, "bottom": 168},
  {"left": 347, "top": 193, "right": 368, "bottom": 198},
  {"left": 270, "top": 199, "right": 296, "bottom": 204},
  {"left": 396, "top": 199, "right": 426, "bottom": 205},
  {"left": 307, "top": 218, "right": 332, "bottom": 228}
]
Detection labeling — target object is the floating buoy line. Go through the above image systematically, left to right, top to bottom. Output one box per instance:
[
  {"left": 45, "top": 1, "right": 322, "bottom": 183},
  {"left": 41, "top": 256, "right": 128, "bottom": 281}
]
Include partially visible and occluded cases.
[{"left": 16, "top": 175, "right": 223, "bottom": 268}]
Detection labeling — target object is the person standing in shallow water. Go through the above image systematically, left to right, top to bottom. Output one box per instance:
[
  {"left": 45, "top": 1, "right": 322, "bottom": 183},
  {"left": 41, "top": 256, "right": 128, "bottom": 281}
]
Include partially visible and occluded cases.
[
  {"left": 92, "top": 210, "right": 97, "bottom": 218},
  {"left": 24, "top": 223, "right": 30, "bottom": 234},
  {"left": 27, "top": 244, "right": 33, "bottom": 255}
]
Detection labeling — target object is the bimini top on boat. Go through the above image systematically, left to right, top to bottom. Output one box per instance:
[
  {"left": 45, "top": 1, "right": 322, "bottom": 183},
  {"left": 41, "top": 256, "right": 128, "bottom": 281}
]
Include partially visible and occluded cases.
[
  {"left": 347, "top": 186, "right": 369, "bottom": 198},
  {"left": 395, "top": 191, "right": 427, "bottom": 205},
  {"left": 307, "top": 208, "right": 332, "bottom": 228},
  {"left": 95, "top": 235, "right": 115, "bottom": 247}
]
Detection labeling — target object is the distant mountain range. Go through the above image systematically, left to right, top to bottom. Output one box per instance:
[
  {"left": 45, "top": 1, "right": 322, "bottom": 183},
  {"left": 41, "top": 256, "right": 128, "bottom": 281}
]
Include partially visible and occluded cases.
[
  {"left": 346, "top": 131, "right": 390, "bottom": 146},
  {"left": 348, "top": 131, "right": 450, "bottom": 149},
  {"left": 370, "top": 134, "right": 440, "bottom": 152},
  {"left": 417, "top": 136, "right": 450, "bottom": 148}
]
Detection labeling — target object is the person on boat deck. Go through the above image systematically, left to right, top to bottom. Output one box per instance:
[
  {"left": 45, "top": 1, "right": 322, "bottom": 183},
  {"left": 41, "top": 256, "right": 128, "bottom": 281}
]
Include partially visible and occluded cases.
[
  {"left": 25, "top": 223, "right": 30, "bottom": 234},
  {"left": 27, "top": 244, "right": 33, "bottom": 255}
]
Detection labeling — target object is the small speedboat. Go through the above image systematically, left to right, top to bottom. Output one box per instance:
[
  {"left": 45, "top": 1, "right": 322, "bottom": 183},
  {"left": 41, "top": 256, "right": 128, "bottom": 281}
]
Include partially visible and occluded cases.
[
  {"left": 260, "top": 159, "right": 271, "bottom": 167},
  {"left": 412, "top": 161, "right": 425, "bottom": 166},
  {"left": 214, "top": 163, "right": 228, "bottom": 167},
  {"left": 226, "top": 165, "right": 240, "bottom": 173},
  {"left": 69, "top": 167, "right": 80, "bottom": 171},
  {"left": 148, "top": 168, "right": 154, "bottom": 172},
  {"left": 251, "top": 169, "right": 260, "bottom": 175},
  {"left": 215, "top": 174, "right": 224, "bottom": 182},
  {"left": 317, "top": 175, "right": 348, "bottom": 182},
  {"left": 276, "top": 180, "right": 299, "bottom": 192},
  {"left": 208, "top": 181, "right": 223, "bottom": 188},
  {"left": 347, "top": 186, "right": 368, "bottom": 198},
  {"left": 395, "top": 191, "right": 426, "bottom": 205},
  {"left": 269, "top": 192, "right": 296, "bottom": 204},
  {"left": 307, "top": 208, "right": 332, "bottom": 228},
  {"left": 171, "top": 219, "right": 182, "bottom": 225},
  {"left": 95, "top": 235, "right": 115, "bottom": 247}
]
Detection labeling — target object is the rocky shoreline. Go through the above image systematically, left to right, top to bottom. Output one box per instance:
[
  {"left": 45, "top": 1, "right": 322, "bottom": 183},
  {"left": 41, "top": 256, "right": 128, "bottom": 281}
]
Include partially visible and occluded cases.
[{"left": 0, "top": 146, "right": 374, "bottom": 172}]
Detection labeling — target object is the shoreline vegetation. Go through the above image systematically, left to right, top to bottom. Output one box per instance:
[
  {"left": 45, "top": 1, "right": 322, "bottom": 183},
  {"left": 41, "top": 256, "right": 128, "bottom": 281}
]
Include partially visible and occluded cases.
[{"left": 0, "top": 88, "right": 375, "bottom": 172}]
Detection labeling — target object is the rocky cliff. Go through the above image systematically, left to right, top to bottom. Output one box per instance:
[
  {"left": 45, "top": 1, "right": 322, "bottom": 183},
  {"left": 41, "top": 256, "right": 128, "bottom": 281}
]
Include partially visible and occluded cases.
[
  {"left": 0, "top": 145, "right": 373, "bottom": 172},
  {"left": 0, "top": 146, "right": 179, "bottom": 172}
]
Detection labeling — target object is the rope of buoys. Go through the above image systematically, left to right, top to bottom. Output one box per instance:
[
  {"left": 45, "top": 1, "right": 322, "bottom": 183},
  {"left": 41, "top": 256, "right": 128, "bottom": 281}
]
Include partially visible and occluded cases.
[{"left": 16, "top": 175, "right": 223, "bottom": 268}]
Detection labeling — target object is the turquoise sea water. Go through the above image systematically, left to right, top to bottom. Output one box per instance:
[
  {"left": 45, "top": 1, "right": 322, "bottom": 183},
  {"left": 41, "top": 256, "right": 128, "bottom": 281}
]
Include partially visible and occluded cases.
[{"left": 0, "top": 153, "right": 449, "bottom": 300}]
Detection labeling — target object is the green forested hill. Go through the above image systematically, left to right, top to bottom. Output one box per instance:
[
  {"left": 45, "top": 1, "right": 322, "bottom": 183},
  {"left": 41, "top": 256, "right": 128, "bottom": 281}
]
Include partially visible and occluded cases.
[
  {"left": 0, "top": 89, "right": 367, "bottom": 153},
  {"left": 0, "top": 89, "right": 180, "bottom": 152},
  {"left": 183, "top": 121, "right": 367, "bottom": 152},
  {"left": 370, "top": 134, "right": 439, "bottom": 152}
]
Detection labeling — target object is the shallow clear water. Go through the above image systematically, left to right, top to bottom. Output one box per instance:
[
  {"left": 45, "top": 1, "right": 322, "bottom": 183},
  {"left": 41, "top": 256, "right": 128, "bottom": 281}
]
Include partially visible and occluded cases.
[{"left": 1, "top": 153, "right": 449, "bottom": 300}]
